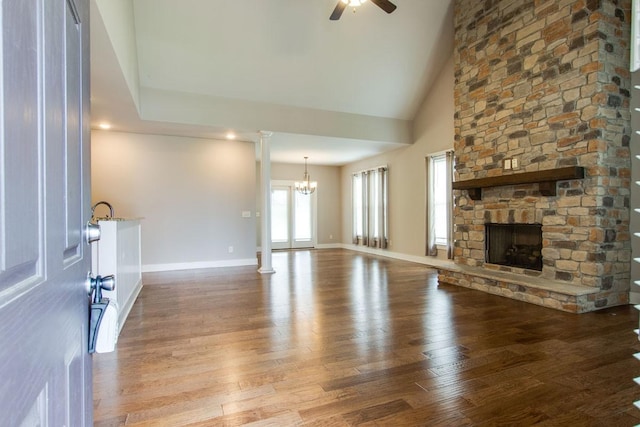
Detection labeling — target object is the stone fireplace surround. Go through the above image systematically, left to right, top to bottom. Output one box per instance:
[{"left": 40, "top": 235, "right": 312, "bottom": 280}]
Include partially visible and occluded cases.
[
  {"left": 437, "top": 0, "right": 631, "bottom": 313},
  {"left": 438, "top": 178, "right": 605, "bottom": 313}
]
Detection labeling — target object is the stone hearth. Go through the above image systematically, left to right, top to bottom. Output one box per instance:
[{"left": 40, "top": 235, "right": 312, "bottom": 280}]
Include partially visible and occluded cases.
[{"left": 438, "top": 0, "right": 632, "bottom": 312}]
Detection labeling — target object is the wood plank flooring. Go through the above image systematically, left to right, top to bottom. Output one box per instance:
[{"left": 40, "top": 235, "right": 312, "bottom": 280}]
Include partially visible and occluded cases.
[{"left": 93, "top": 249, "right": 640, "bottom": 426}]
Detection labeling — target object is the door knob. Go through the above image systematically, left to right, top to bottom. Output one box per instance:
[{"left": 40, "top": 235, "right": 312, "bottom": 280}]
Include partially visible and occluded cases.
[
  {"left": 85, "top": 221, "right": 101, "bottom": 244},
  {"left": 87, "top": 274, "right": 116, "bottom": 298},
  {"left": 94, "top": 275, "right": 115, "bottom": 291}
]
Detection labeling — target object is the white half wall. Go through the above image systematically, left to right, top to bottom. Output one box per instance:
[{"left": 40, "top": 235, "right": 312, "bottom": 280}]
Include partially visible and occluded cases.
[{"left": 91, "top": 130, "right": 257, "bottom": 270}]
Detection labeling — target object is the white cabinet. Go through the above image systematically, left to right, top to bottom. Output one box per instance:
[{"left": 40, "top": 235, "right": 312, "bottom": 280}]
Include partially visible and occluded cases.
[{"left": 91, "top": 219, "right": 142, "bottom": 333}]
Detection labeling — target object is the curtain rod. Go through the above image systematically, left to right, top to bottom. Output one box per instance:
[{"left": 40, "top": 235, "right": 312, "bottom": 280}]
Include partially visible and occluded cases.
[
  {"left": 425, "top": 149, "right": 453, "bottom": 158},
  {"left": 352, "top": 165, "right": 388, "bottom": 175}
]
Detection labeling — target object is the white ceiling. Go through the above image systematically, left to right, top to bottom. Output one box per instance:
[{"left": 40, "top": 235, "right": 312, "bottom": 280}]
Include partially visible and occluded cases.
[{"left": 90, "top": 0, "right": 453, "bottom": 166}]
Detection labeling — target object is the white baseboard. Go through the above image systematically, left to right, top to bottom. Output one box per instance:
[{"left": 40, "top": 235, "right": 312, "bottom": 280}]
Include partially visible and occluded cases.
[
  {"left": 256, "top": 243, "right": 447, "bottom": 269},
  {"left": 315, "top": 243, "right": 343, "bottom": 249},
  {"left": 339, "top": 243, "right": 451, "bottom": 269},
  {"left": 258, "top": 244, "right": 341, "bottom": 251},
  {"left": 142, "top": 258, "right": 258, "bottom": 273}
]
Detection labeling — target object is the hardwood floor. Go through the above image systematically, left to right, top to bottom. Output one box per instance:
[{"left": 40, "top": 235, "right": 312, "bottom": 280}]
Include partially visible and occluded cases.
[{"left": 93, "top": 249, "right": 640, "bottom": 426}]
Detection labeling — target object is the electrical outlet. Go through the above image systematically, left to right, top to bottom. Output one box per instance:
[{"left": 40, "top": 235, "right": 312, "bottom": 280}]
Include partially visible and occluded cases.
[
  {"left": 512, "top": 158, "right": 519, "bottom": 169},
  {"left": 504, "top": 159, "right": 512, "bottom": 170},
  {"left": 242, "top": 211, "right": 251, "bottom": 218},
  {"left": 228, "top": 246, "right": 234, "bottom": 253}
]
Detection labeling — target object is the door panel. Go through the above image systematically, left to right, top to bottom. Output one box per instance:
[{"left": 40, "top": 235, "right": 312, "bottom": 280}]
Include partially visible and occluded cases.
[
  {"left": 0, "top": 0, "right": 91, "bottom": 425},
  {"left": 0, "top": 0, "right": 43, "bottom": 296},
  {"left": 64, "top": 0, "right": 82, "bottom": 260}
]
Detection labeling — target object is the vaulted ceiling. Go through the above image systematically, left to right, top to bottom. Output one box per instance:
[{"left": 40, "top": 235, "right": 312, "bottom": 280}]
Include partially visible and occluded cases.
[{"left": 90, "top": 0, "right": 453, "bottom": 165}]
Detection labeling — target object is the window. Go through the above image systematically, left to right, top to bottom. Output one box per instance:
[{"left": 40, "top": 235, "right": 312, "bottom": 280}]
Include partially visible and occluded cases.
[
  {"left": 632, "top": 0, "right": 640, "bottom": 72},
  {"left": 629, "top": 1, "right": 640, "bottom": 405},
  {"left": 427, "top": 152, "right": 453, "bottom": 258},
  {"left": 432, "top": 155, "right": 448, "bottom": 245},
  {"left": 352, "top": 167, "right": 388, "bottom": 248},
  {"left": 352, "top": 173, "right": 363, "bottom": 240}
]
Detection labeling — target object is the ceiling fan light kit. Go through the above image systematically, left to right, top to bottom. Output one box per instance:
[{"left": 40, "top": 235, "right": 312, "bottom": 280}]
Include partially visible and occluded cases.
[
  {"left": 330, "top": 0, "right": 396, "bottom": 20},
  {"left": 341, "top": 0, "right": 367, "bottom": 5}
]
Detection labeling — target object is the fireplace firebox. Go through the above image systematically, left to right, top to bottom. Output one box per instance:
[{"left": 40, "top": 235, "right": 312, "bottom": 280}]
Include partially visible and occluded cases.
[{"left": 485, "top": 223, "right": 542, "bottom": 271}]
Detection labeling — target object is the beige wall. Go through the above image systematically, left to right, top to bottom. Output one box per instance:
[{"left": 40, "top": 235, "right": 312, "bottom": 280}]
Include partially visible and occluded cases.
[
  {"left": 94, "top": 0, "right": 140, "bottom": 107},
  {"left": 340, "top": 55, "right": 454, "bottom": 257},
  {"left": 91, "top": 57, "right": 454, "bottom": 269},
  {"left": 91, "top": 130, "right": 257, "bottom": 269}
]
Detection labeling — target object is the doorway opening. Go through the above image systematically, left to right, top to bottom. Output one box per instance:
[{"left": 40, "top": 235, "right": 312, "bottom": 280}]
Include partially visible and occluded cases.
[{"left": 271, "top": 181, "right": 316, "bottom": 249}]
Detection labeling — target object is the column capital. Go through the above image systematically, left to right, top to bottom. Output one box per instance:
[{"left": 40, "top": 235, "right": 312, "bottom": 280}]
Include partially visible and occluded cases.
[{"left": 259, "top": 130, "right": 273, "bottom": 139}]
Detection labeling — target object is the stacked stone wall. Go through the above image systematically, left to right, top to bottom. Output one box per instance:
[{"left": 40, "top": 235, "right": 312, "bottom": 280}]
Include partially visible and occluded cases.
[{"left": 453, "top": 0, "right": 631, "bottom": 308}]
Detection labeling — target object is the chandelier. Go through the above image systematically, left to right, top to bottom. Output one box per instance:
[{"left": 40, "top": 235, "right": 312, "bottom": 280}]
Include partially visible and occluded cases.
[{"left": 295, "top": 157, "right": 317, "bottom": 195}]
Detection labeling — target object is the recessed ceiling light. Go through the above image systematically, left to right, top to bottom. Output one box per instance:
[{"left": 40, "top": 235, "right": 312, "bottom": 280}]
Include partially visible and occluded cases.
[
  {"left": 98, "top": 123, "right": 111, "bottom": 130},
  {"left": 226, "top": 132, "right": 236, "bottom": 140}
]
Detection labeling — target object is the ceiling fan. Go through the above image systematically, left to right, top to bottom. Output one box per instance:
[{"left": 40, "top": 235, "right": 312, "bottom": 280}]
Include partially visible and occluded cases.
[{"left": 330, "top": 0, "right": 397, "bottom": 20}]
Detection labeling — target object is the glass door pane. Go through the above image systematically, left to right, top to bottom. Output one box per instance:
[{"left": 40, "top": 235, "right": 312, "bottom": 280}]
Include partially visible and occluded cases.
[
  {"left": 271, "top": 181, "right": 316, "bottom": 249},
  {"left": 271, "top": 187, "right": 290, "bottom": 249},
  {"left": 293, "top": 191, "right": 312, "bottom": 246}
]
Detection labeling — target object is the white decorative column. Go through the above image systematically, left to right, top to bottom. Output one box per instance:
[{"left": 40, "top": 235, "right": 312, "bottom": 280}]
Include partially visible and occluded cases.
[{"left": 258, "top": 131, "right": 275, "bottom": 274}]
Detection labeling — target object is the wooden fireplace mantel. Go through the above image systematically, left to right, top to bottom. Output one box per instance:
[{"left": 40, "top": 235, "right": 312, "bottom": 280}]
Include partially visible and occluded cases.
[{"left": 452, "top": 166, "right": 585, "bottom": 200}]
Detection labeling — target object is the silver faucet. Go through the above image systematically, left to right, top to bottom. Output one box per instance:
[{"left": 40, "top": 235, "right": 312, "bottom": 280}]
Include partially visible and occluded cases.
[{"left": 91, "top": 201, "right": 114, "bottom": 220}]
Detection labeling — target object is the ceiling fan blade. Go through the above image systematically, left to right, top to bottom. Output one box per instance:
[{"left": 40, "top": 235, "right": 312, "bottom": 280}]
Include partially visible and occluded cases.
[
  {"left": 370, "top": 0, "right": 397, "bottom": 14},
  {"left": 330, "top": 1, "right": 347, "bottom": 20}
]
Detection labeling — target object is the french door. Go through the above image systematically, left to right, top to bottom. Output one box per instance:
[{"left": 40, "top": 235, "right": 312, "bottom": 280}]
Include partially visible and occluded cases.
[{"left": 271, "top": 181, "right": 316, "bottom": 249}]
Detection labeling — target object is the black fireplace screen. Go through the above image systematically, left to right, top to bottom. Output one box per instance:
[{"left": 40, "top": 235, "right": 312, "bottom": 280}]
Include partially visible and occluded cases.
[{"left": 485, "top": 223, "right": 542, "bottom": 271}]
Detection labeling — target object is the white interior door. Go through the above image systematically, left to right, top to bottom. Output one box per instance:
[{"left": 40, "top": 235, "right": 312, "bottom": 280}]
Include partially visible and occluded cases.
[
  {"left": 0, "top": 0, "right": 92, "bottom": 424},
  {"left": 271, "top": 182, "right": 316, "bottom": 249}
]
